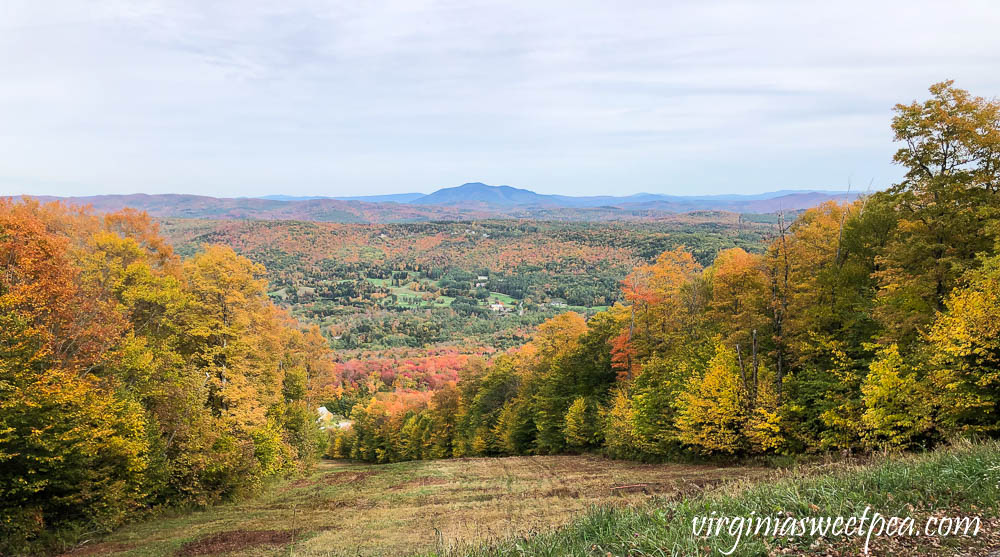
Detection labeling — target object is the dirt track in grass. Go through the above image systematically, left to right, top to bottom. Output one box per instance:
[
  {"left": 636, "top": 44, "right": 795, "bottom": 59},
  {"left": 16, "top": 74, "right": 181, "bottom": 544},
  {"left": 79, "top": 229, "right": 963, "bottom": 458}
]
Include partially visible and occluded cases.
[{"left": 61, "top": 455, "right": 768, "bottom": 557}]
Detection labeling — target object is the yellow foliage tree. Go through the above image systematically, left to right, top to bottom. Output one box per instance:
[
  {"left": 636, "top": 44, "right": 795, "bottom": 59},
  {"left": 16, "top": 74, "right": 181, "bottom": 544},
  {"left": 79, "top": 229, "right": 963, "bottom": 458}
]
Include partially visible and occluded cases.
[
  {"left": 705, "top": 247, "right": 769, "bottom": 350},
  {"left": 926, "top": 255, "right": 1000, "bottom": 435},
  {"left": 675, "top": 344, "right": 745, "bottom": 455},
  {"left": 860, "top": 344, "right": 933, "bottom": 448},
  {"left": 745, "top": 366, "right": 782, "bottom": 453},
  {"left": 600, "top": 386, "right": 639, "bottom": 459},
  {"left": 563, "top": 397, "right": 594, "bottom": 449}
]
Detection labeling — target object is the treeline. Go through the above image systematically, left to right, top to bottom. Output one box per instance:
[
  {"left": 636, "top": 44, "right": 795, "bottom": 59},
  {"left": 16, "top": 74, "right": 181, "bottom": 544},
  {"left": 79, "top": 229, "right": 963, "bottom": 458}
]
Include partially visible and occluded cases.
[
  {"left": 330, "top": 81, "right": 1000, "bottom": 463},
  {"left": 0, "top": 202, "right": 330, "bottom": 550}
]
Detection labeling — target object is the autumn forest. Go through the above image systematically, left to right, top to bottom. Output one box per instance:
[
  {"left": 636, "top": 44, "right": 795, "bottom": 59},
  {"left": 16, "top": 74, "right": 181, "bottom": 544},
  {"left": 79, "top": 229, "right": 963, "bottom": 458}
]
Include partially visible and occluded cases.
[
  {"left": 3, "top": 81, "right": 1000, "bottom": 553},
  {"left": 327, "top": 82, "right": 1000, "bottom": 464}
]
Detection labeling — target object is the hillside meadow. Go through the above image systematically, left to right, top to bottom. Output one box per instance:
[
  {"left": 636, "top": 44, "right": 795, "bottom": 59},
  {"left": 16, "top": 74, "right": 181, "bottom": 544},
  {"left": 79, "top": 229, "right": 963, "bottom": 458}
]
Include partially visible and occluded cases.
[
  {"left": 54, "top": 442, "right": 1000, "bottom": 557},
  {"left": 57, "top": 455, "right": 766, "bottom": 556}
]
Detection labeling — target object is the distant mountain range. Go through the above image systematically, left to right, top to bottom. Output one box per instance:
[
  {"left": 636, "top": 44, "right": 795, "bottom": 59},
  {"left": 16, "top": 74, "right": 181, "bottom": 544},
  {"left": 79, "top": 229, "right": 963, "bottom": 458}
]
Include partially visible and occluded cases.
[
  {"left": 404, "top": 182, "right": 859, "bottom": 210},
  {"left": 14, "top": 183, "right": 860, "bottom": 223},
  {"left": 259, "top": 193, "right": 426, "bottom": 203}
]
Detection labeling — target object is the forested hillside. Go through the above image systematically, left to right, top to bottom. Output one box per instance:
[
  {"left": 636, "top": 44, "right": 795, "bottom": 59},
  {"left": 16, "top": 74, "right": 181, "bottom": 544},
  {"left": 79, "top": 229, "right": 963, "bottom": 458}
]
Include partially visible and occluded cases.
[
  {"left": 328, "top": 81, "right": 1000, "bottom": 464},
  {"left": 0, "top": 202, "right": 331, "bottom": 552},
  {"left": 159, "top": 215, "right": 772, "bottom": 351}
]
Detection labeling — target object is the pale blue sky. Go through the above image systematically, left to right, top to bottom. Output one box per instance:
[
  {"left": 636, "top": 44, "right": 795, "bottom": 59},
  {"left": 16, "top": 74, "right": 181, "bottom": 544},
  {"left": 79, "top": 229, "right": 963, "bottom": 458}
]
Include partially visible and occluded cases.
[{"left": 2, "top": 0, "right": 999, "bottom": 198}]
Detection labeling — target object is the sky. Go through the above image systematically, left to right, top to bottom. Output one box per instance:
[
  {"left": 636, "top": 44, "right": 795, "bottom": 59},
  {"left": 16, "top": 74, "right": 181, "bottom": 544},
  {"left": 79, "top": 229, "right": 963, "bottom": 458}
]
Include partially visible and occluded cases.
[{"left": 2, "top": 1, "right": 999, "bottom": 198}]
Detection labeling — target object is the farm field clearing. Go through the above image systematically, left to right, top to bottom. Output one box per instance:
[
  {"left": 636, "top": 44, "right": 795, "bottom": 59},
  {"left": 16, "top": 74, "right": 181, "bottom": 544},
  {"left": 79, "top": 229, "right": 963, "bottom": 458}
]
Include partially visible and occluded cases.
[{"left": 62, "top": 455, "right": 768, "bottom": 557}]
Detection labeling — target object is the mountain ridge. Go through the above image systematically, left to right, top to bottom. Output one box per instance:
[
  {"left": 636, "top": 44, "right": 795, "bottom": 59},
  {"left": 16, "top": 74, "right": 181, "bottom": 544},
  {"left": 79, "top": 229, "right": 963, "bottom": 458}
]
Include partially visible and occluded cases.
[
  {"left": 256, "top": 182, "right": 859, "bottom": 208},
  {"left": 10, "top": 183, "right": 862, "bottom": 223}
]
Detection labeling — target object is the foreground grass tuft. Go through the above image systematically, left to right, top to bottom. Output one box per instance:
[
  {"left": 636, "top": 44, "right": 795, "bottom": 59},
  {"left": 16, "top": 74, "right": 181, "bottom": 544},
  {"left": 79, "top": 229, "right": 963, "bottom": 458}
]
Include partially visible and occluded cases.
[{"left": 451, "top": 440, "right": 1000, "bottom": 557}]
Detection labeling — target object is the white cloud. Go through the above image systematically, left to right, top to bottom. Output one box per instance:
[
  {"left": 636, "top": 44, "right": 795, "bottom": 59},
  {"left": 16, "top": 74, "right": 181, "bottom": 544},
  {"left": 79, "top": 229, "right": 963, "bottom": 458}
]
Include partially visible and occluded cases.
[{"left": 1, "top": 0, "right": 998, "bottom": 197}]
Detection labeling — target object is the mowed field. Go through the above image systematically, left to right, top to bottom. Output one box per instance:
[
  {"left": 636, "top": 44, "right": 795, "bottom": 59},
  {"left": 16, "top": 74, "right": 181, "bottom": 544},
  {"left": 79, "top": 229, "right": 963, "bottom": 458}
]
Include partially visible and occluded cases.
[{"left": 62, "top": 455, "right": 768, "bottom": 557}]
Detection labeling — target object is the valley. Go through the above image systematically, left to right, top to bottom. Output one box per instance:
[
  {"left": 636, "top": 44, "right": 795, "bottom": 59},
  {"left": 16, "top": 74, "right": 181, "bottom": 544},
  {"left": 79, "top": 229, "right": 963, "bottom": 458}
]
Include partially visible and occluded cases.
[{"left": 157, "top": 215, "right": 773, "bottom": 352}]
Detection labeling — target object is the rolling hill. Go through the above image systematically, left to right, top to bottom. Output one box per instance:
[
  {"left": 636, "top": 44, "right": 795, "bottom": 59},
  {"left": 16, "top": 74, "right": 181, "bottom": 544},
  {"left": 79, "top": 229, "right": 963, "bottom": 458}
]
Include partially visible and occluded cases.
[{"left": 11, "top": 183, "right": 860, "bottom": 223}]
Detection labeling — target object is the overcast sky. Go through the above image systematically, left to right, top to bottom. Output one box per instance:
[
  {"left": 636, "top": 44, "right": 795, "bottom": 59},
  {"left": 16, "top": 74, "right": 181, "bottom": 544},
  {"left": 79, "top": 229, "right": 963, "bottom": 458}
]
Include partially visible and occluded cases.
[{"left": 2, "top": 1, "right": 999, "bottom": 198}]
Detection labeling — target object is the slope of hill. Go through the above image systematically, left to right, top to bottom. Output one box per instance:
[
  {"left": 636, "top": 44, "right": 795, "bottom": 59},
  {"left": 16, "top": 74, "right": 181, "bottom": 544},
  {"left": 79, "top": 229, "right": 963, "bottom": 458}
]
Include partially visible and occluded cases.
[
  {"left": 623, "top": 191, "right": 859, "bottom": 213},
  {"left": 22, "top": 193, "right": 496, "bottom": 223},
  {"left": 260, "top": 193, "right": 426, "bottom": 202},
  {"left": 335, "top": 193, "right": 426, "bottom": 203}
]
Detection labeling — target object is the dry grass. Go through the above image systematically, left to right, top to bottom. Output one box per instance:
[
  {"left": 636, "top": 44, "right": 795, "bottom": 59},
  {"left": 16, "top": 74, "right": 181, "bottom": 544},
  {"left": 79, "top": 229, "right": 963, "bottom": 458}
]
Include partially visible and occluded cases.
[{"left": 63, "top": 455, "right": 768, "bottom": 557}]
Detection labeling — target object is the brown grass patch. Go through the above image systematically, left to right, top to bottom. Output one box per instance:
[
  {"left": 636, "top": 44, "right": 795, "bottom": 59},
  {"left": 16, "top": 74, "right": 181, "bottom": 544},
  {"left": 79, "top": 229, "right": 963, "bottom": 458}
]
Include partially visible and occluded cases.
[
  {"left": 324, "top": 469, "right": 378, "bottom": 485},
  {"left": 390, "top": 476, "right": 449, "bottom": 491},
  {"left": 543, "top": 487, "right": 580, "bottom": 498},
  {"left": 175, "top": 529, "right": 298, "bottom": 556}
]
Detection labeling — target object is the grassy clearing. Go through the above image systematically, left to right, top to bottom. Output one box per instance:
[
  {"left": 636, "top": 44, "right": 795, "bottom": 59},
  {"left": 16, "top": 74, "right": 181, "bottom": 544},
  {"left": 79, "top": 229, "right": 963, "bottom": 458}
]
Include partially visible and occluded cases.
[
  {"left": 363, "top": 276, "right": 455, "bottom": 308},
  {"left": 389, "top": 286, "right": 454, "bottom": 308},
  {"left": 488, "top": 292, "right": 518, "bottom": 305},
  {"left": 455, "top": 441, "right": 1000, "bottom": 557},
  {"left": 57, "top": 444, "right": 1000, "bottom": 557},
  {"left": 58, "top": 456, "right": 766, "bottom": 557}
]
